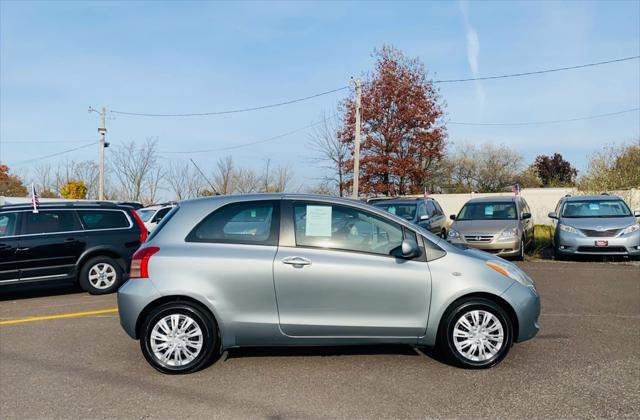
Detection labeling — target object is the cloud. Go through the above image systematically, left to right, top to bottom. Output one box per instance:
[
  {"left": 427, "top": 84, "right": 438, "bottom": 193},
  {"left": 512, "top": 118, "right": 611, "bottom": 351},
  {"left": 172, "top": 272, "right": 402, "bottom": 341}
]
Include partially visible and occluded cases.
[{"left": 458, "top": 1, "right": 485, "bottom": 109}]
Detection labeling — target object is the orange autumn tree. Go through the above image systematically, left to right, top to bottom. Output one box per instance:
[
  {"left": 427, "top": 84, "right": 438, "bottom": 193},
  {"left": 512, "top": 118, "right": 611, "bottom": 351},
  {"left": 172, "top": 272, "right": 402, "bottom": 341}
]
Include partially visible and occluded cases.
[
  {"left": 339, "top": 46, "right": 447, "bottom": 196},
  {"left": 0, "top": 165, "right": 28, "bottom": 196},
  {"left": 60, "top": 180, "right": 87, "bottom": 199}
]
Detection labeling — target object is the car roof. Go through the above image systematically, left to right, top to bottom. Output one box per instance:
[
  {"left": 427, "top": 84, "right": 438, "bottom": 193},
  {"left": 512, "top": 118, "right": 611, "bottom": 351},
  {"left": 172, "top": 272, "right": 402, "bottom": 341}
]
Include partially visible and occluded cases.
[
  {"left": 564, "top": 194, "right": 622, "bottom": 202},
  {"left": 466, "top": 196, "right": 517, "bottom": 203},
  {"left": 0, "top": 201, "right": 133, "bottom": 212}
]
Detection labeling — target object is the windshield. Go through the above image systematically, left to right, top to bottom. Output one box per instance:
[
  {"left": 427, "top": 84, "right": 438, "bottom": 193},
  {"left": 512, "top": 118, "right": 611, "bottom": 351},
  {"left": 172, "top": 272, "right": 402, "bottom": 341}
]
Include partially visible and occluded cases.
[
  {"left": 561, "top": 200, "right": 632, "bottom": 218},
  {"left": 457, "top": 202, "right": 517, "bottom": 221},
  {"left": 374, "top": 203, "right": 417, "bottom": 220},
  {"left": 136, "top": 209, "right": 156, "bottom": 222}
]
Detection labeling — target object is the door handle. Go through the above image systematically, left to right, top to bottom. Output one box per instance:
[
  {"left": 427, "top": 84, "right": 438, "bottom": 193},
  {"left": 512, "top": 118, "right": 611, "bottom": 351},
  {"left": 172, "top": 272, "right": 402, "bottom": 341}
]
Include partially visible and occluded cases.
[
  {"left": 64, "top": 238, "right": 77, "bottom": 243},
  {"left": 16, "top": 247, "right": 30, "bottom": 252},
  {"left": 281, "top": 256, "right": 312, "bottom": 267}
]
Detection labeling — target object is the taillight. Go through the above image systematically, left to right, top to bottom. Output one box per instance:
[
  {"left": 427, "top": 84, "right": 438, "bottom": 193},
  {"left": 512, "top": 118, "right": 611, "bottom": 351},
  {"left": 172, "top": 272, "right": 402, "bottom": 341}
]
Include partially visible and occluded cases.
[
  {"left": 130, "top": 210, "right": 148, "bottom": 243},
  {"left": 130, "top": 246, "right": 160, "bottom": 279}
]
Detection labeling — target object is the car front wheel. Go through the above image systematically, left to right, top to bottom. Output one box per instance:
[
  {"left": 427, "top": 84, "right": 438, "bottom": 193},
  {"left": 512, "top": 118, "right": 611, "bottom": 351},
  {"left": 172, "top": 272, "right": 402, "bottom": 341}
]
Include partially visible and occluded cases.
[
  {"left": 438, "top": 297, "right": 514, "bottom": 369},
  {"left": 140, "top": 302, "right": 219, "bottom": 374}
]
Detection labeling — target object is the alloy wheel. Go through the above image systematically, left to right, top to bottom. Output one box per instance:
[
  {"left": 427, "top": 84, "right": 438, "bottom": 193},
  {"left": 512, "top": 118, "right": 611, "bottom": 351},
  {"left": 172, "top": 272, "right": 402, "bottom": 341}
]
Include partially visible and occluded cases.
[
  {"left": 88, "top": 263, "right": 117, "bottom": 290},
  {"left": 452, "top": 309, "right": 505, "bottom": 362},
  {"left": 150, "top": 314, "right": 204, "bottom": 368}
]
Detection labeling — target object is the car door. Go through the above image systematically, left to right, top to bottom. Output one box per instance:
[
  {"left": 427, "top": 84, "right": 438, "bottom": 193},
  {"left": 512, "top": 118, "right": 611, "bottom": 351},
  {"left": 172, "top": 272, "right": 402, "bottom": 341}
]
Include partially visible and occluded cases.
[
  {"left": 519, "top": 199, "right": 534, "bottom": 244},
  {"left": 273, "top": 200, "right": 431, "bottom": 338},
  {"left": 18, "top": 210, "right": 84, "bottom": 281},
  {"left": 0, "top": 212, "right": 21, "bottom": 284}
]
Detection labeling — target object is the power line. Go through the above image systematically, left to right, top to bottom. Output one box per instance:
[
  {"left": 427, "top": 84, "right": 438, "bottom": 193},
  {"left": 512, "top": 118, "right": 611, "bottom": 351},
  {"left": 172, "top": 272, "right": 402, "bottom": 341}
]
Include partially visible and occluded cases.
[
  {"left": 105, "top": 55, "right": 638, "bottom": 118},
  {"left": 434, "top": 55, "right": 639, "bottom": 83},
  {"left": 110, "top": 86, "right": 349, "bottom": 118},
  {"left": 449, "top": 107, "right": 639, "bottom": 126},
  {"left": 160, "top": 115, "right": 337, "bottom": 155},
  {"left": 1, "top": 140, "right": 95, "bottom": 144},
  {"left": 9, "top": 142, "right": 98, "bottom": 167}
]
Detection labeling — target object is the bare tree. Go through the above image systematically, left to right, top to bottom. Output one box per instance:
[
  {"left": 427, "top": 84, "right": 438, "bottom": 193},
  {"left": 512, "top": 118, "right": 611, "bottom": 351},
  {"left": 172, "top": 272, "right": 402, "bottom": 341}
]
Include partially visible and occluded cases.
[
  {"left": 308, "top": 111, "right": 349, "bottom": 196},
  {"left": 109, "top": 138, "right": 164, "bottom": 204},
  {"left": 447, "top": 143, "right": 523, "bottom": 193},
  {"left": 212, "top": 156, "right": 235, "bottom": 194},
  {"left": 166, "top": 161, "right": 206, "bottom": 200},
  {"left": 33, "top": 163, "right": 58, "bottom": 197},
  {"left": 270, "top": 163, "right": 295, "bottom": 192},
  {"left": 233, "top": 167, "right": 260, "bottom": 193}
]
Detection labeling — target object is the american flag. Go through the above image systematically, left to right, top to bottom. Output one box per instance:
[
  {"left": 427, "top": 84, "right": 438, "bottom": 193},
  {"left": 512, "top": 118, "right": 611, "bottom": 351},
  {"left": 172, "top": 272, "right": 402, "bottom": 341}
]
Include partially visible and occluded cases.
[
  {"left": 31, "top": 183, "right": 39, "bottom": 213},
  {"left": 512, "top": 183, "right": 520, "bottom": 196}
]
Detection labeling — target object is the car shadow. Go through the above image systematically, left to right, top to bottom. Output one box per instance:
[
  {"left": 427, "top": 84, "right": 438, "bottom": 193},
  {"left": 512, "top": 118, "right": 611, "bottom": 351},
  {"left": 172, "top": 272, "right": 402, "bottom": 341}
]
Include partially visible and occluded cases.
[
  {"left": 0, "top": 280, "right": 82, "bottom": 301},
  {"left": 223, "top": 344, "right": 451, "bottom": 365}
]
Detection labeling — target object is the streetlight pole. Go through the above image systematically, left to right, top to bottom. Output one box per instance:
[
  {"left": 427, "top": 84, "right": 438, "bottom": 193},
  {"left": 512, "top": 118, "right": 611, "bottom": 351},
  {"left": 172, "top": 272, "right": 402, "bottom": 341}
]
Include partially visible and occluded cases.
[{"left": 352, "top": 79, "right": 362, "bottom": 199}]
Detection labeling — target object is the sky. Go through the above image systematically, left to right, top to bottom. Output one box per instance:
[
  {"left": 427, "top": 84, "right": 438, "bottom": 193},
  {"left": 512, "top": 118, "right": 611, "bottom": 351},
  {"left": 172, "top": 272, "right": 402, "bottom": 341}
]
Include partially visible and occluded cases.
[{"left": 1, "top": 0, "right": 639, "bottom": 195}]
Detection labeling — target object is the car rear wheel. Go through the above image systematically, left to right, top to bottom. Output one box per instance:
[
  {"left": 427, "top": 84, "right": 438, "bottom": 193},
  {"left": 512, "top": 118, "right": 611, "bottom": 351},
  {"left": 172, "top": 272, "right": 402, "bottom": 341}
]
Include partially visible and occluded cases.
[
  {"left": 440, "top": 228, "right": 447, "bottom": 239},
  {"left": 78, "top": 256, "right": 122, "bottom": 295},
  {"left": 438, "top": 297, "right": 513, "bottom": 369},
  {"left": 140, "top": 302, "right": 218, "bottom": 374}
]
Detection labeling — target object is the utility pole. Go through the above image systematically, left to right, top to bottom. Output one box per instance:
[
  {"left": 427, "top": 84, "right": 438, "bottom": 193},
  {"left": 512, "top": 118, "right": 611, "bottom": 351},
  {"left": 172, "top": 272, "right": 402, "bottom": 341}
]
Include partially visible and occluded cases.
[
  {"left": 352, "top": 79, "right": 362, "bottom": 199},
  {"left": 98, "top": 107, "right": 107, "bottom": 200}
]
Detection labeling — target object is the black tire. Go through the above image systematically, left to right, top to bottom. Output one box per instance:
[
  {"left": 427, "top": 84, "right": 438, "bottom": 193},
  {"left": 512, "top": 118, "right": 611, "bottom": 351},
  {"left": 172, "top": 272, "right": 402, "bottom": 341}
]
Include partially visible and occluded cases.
[
  {"left": 440, "top": 228, "right": 447, "bottom": 239},
  {"left": 514, "top": 237, "right": 525, "bottom": 261},
  {"left": 78, "top": 256, "right": 123, "bottom": 295},
  {"left": 438, "top": 297, "right": 514, "bottom": 369},
  {"left": 140, "top": 302, "right": 219, "bottom": 374}
]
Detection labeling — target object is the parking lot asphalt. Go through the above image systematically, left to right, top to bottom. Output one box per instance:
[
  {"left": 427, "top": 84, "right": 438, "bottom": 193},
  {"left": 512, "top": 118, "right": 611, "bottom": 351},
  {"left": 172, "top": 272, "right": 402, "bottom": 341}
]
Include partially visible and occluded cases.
[{"left": 1, "top": 261, "right": 639, "bottom": 419}]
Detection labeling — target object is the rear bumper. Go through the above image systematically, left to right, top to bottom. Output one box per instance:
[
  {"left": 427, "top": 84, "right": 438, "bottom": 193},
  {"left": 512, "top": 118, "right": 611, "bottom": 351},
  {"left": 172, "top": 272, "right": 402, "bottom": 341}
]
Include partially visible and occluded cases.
[
  {"left": 556, "top": 230, "right": 640, "bottom": 256},
  {"left": 117, "top": 279, "right": 162, "bottom": 339}
]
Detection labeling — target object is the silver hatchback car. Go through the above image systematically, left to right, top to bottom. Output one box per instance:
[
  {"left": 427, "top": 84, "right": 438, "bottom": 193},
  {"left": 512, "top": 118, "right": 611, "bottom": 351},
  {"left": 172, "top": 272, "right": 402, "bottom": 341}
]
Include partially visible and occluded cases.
[{"left": 118, "top": 194, "right": 540, "bottom": 374}]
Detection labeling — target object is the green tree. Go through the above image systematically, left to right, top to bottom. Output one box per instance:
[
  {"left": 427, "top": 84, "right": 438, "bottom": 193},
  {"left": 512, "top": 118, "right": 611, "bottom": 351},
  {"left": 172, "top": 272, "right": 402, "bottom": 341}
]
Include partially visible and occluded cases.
[
  {"left": 578, "top": 142, "right": 640, "bottom": 191},
  {"left": 60, "top": 180, "right": 87, "bottom": 199}
]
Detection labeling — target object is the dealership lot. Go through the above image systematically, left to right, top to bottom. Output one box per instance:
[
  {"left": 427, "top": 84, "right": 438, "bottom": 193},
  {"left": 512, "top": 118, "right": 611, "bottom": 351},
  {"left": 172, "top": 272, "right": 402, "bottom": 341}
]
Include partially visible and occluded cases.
[{"left": 0, "top": 261, "right": 638, "bottom": 419}]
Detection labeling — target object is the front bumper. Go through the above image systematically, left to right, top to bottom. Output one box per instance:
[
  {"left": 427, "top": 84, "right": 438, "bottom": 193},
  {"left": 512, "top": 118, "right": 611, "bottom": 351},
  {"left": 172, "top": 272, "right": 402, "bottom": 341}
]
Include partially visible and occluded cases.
[
  {"left": 556, "top": 229, "right": 640, "bottom": 256},
  {"left": 449, "top": 237, "right": 522, "bottom": 257},
  {"left": 117, "top": 278, "right": 162, "bottom": 339},
  {"left": 501, "top": 283, "right": 540, "bottom": 343}
]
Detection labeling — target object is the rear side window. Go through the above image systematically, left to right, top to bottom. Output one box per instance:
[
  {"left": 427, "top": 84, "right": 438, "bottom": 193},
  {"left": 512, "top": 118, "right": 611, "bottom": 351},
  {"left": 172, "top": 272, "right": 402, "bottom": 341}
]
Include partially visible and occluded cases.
[
  {"left": 186, "top": 201, "right": 280, "bottom": 245},
  {"left": 426, "top": 201, "right": 437, "bottom": 217},
  {"left": 77, "top": 210, "right": 130, "bottom": 230},
  {"left": 23, "top": 211, "right": 80, "bottom": 234},
  {"left": 0, "top": 213, "right": 18, "bottom": 237}
]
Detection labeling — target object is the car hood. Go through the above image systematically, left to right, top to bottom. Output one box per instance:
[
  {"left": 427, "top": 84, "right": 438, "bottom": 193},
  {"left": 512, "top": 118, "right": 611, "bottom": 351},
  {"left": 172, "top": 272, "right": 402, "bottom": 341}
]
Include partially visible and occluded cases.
[
  {"left": 560, "top": 217, "right": 636, "bottom": 230},
  {"left": 451, "top": 219, "right": 518, "bottom": 234}
]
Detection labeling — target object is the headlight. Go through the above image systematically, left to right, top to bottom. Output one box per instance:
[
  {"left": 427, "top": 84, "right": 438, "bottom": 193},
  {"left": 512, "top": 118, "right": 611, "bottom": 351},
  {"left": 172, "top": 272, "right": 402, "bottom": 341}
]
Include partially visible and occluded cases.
[
  {"left": 559, "top": 224, "right": 579, "bottom": 234},
  {"left": 621, "top": 224, "right": 640, "bottom": 235},
  {"left": 498, "top": 227, "right": 518, "bottom": 240},
  {"left": 448, "top": 229, "right": 461, "bottom": 239},
  {"left": 486, "top": 259, "right": 534, "bottom": 288}
]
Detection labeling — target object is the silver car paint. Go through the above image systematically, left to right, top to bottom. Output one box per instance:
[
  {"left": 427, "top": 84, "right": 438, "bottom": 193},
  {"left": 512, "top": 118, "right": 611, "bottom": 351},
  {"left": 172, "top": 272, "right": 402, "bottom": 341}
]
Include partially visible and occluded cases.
[{"left": 118, "top": 194, "right": 540, "bottom": 350}]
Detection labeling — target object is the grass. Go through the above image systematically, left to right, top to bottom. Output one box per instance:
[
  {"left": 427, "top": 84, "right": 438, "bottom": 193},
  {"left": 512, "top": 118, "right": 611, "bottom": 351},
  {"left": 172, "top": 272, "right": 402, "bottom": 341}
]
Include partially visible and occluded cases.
[{"left": 530, "top": 224, "right": 554, "bottom": 259}]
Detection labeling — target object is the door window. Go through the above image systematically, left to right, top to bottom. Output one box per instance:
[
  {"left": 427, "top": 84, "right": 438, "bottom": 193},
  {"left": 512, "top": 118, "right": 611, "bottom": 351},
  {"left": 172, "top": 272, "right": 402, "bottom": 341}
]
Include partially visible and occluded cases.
[
  {"left": 186, "top": 201, "right": 279, "bottom": 245},
  {"left": 426, "top": 201, "right": 437, "bottom": 217},
  {"left": 433, "top": 201, "right": 444, "bottom": 216},
  {"left": 417, "top": 202, "right": 427, "bottom": 218},
  {"left": 293, "top": 203, "right": 403, "bottom": 256},
  {"left": 77, "top": 210, "right": 131, "bottom": 230},
  {"left": 23, "top": 211, "right": 80, "bottom": 235},
  {"left": 0, "top": 213, "right": 18, "bottom": 237}
]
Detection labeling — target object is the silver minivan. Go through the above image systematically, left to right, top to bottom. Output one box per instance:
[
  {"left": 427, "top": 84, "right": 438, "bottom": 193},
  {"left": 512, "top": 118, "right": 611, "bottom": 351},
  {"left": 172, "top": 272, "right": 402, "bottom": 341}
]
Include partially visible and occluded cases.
[{"left": 118, "top": 194, "right": 540, "bottom": 374}]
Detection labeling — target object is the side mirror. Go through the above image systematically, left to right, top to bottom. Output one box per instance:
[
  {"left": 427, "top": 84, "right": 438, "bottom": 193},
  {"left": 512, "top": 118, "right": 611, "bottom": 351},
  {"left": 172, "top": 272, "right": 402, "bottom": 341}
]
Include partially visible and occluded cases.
[
  {"left": 634, "top": 210, "right": 640, "bottom": 217},
  {"left": 522, "top": 212, "right": 532, "bottom": 220},
  {"left": 548, "top": 212, "right": 558, "bottom": 219},
  {"left": 419, "top": 214, "right": 430, "bottom": 221},
  {"left": 449, "top": 214, "right": 456, "bottom": 221},
  {"left": 400, "top": 238, "right": 421, "bottom": 258}
]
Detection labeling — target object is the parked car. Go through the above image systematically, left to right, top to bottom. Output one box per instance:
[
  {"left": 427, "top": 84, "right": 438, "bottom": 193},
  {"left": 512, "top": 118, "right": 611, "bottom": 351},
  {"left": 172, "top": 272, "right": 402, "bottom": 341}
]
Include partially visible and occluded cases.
[
  {"left": 118, "top": 194, "right": 540, "bottom": 374},
  {"left": 548, "top": 194, "right": 640, "bottom": 259},
  {"left": 447, "top": 196, "right": 533, "bottom": 260},
  {"left": 369, "top": 197, "right": 448, "bottom": 237},
  {"left": 0, "top": 202, "right": 147, "bottom": 294},
  {"left": 136, "top": 203, "right": 176, "bottom": 232}
]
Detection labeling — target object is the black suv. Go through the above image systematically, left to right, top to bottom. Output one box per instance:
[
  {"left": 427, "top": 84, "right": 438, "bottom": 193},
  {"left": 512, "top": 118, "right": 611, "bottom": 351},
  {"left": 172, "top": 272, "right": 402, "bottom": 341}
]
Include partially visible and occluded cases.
[
  {"left": 369, "top": 197, "right": 448, "bottom": 238},
  {"left": 0, "top": 202, "right": 147, "bottom": 294}
]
